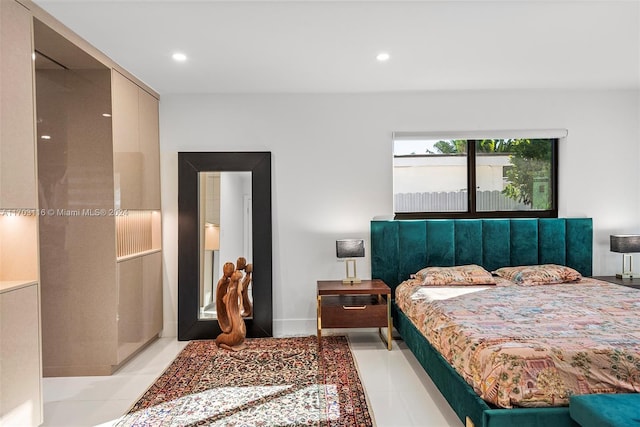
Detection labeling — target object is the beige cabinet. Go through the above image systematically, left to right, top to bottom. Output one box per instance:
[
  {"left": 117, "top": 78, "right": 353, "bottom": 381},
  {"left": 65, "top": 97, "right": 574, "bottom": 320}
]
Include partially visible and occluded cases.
[
  {"left": 0, "top": 0, "right": 36, "bottom": 209},
  {"left": 0, "top": 0, "right": 36, "bottom": 208},
  {"left": 0, "top": 1, "right": 42, "bottom": 425},
  {"left": 0, "top": 4, "right": 162, "bottom": 425},
  {"left": 30, "top": 12, "right": 162, "bottom": 376},
  {"left": 35, "top": 47, "right": 119, "bottom": 375},
  {"left": 112, "top": 70, "right": 161, "bottom": 210},
  {"left": 112, "top": 70, "right": 162, "bottom": 365},
  {"left": 138, "top": 86, "right": 161, "bottom": 209},
  {"left": 117, "top": 251, "right": 162, "bottom": 363},
  {"left": 0, "top": 284, "right": 42, "bottom": 427}
]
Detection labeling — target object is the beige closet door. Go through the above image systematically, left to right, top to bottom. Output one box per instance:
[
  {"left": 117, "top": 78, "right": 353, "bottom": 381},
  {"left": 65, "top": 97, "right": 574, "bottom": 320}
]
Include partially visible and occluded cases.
[
  {"left": 0, "top": 0, "right": 36, "bottom": 209},
  {"left": 112, "top": 70, "right": 160, "bottom": 210},
  {"left": 112, "top": 70, "right": 141, "bottom": 209},
  {"left": 112, "top": 70, "right": 162, "bottom": 365},
  {"left": 139, "top": 89, "right": 161, "bottom": 209},
  {"left": 116, "top": 251, "right": 162, "bottom": 363},
  {"left": 0, "top": 285, "right": 42, "bottom": 427}
]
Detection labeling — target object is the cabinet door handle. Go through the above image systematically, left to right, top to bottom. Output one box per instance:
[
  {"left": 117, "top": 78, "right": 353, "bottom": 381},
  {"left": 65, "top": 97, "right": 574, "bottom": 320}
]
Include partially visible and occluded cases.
[{"left": 343, "top": 305, "right": 367, "bottom": 310}]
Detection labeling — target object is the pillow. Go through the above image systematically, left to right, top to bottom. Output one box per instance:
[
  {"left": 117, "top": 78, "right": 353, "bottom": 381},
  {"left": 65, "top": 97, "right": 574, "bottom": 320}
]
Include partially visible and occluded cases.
[
  {"left": 414, "top": 264, "right": 496, "bottom": 286},
  {"left": 493, "top": 264, "right": 582, "bottom": 285}
]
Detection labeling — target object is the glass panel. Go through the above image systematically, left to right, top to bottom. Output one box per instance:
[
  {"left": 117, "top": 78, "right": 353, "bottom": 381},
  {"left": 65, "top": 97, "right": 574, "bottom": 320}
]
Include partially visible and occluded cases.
[
  {"left": 393, "top": 139, "right": 467, "bottom": 212},
  {"left": 475, "top": 139, "right": 553, "bottom": 211},
  {"left": 199, "top": 171, "right": 253, "bottom": 320}
]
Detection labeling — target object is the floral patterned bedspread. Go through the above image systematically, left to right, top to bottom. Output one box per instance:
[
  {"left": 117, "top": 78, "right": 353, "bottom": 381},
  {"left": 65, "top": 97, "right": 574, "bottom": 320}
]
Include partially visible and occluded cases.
[{"left": 396, "top": 277, "right": 640, "bottom": 408}]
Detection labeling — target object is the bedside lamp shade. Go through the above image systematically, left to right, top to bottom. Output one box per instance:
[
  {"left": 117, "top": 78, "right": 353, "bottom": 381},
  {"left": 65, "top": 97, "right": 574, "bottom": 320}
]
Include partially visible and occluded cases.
[
  {"left": 205, "top": 223, "right": 220, "bottom": 251},
  {"left": 610, "top": 234, "right": 640, "bottom": 279},
  {"left": 336, "top": 239, "right": 364, "bottom": 284},
  {"left": 336, "top": 239, "right": 365, "bottom": 259}
]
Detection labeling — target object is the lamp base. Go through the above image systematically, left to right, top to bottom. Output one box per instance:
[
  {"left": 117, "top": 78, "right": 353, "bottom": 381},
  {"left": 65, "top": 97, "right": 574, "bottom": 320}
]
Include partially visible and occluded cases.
[
  {"left": 617, "top": 254, "right": 636, "bottom": 279},
  {"left": 342, "top": 259, "right": 360, "bottom": 285},
  {"left": 616, "top": 273, "right": 638, "bottom": 279}
]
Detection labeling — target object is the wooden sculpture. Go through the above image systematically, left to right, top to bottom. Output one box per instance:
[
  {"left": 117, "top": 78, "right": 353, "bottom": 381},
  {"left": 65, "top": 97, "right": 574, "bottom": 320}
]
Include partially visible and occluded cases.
[
  {"left": 215, "top": 256, "right": 254, "bottom": 351},
  {"left": 233, "top": 256, "right": 253, "bottom": 317},
  {"left": 236, "top": 256, "right": 247, "bottom": 272},
  {"left": 215, "top": 262, "right": 235, "bottom": 334},
  {"left": 240, "top": 263, "right": 253, "bottom": 317},
  {"left": 215, "top": 268, "right": 247, "bottom": 351}
]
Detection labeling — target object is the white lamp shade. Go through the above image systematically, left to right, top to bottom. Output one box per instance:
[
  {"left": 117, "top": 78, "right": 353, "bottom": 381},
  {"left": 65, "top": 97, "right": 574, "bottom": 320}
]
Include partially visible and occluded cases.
[{"left": 205, "top": 224, "right": 220, "bottom": 250}]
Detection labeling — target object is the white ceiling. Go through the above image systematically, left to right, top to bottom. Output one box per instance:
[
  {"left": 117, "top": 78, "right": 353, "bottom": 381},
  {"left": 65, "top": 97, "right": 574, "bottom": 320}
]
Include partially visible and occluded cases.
[{"left": 32, "top": 0, "right": 640, "bottom": 95}]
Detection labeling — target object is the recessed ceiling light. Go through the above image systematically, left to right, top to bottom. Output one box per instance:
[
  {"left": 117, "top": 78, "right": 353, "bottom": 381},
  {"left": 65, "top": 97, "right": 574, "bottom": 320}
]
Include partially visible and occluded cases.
[
  {"left": 172, "top": 52, "right": 187, "bottom": 62},
  {"left": 376, "top": 52, "right": 390, "bottom": 62},
  {"left": 102, "top": 113, "right": 112, "bottom": 118},
  {"left": 41, "top": 135, "right": 51, "bottom": 140}
]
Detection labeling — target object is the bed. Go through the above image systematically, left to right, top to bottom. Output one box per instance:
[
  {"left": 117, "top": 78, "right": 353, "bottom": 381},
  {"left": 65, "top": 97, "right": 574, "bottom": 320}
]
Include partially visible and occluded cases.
[{"left": 370, "top": 218, "right": 639, "bottom": 427}]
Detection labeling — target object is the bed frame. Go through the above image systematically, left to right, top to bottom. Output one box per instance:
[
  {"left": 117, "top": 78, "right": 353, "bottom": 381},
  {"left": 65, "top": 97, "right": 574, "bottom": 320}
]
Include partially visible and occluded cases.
[{"left": 371, "top": 218, "right": 592, "bottom": 427}]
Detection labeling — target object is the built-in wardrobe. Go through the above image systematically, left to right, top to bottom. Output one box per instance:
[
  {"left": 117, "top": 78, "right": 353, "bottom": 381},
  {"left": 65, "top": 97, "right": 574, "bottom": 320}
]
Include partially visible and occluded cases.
[{"left": 0, "top": 1, "right": 162, "bottom": 425}]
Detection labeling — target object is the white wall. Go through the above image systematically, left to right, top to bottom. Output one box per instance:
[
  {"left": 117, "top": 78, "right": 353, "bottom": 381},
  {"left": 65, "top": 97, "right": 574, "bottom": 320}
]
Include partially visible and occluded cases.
[
  {"left": 159, "top": 89, "right": 640, "bottom": 337},
  {"left": 219, "top": 172, "right": 251, "bottom": 266}
]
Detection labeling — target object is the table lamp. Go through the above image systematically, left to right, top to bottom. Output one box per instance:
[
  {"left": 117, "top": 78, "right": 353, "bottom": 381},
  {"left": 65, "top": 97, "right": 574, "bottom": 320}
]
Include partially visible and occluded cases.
[
  {"left": 205, "top": 223, "right": 220, "bottom": 296},
  {"left": 205, "top": 223, "right": 220, "bottom": 252},
  {"left": 610, "top": 234, "right": 640, "bottom": 279},
  {"left": 336, "top": 239, "right": 365, "bottom": 284}
]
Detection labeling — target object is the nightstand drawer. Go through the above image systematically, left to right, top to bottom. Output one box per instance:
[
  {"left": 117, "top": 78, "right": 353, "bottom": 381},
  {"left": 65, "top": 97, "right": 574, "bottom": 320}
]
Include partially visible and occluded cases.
[{"left": 320, "top": 295, "right": 387, "bottom": 328}]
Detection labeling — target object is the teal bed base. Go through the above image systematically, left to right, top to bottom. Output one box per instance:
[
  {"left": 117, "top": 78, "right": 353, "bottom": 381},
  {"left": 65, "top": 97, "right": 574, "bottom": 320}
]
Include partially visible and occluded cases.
[{"left": 371, "top": 218, "right": 592, "bottom": 427}]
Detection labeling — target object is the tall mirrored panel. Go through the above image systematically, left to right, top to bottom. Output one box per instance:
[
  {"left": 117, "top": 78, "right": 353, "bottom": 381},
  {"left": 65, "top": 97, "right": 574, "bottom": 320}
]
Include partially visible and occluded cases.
[{"left": 199, "top": 171, "right": 253, "bottom": 320}]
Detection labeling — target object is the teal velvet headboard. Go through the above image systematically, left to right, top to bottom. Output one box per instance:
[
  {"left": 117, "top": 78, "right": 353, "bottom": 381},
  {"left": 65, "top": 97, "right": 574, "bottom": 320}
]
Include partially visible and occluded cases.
[{"left": 371, "top": 218, "right": 592, "bottom": 293}]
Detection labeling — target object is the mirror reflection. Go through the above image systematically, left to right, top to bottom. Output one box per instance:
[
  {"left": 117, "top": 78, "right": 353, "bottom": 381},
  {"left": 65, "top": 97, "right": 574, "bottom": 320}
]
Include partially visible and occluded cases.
[{"left": 199, "top": 171, "right": 253, "bottom": 319}]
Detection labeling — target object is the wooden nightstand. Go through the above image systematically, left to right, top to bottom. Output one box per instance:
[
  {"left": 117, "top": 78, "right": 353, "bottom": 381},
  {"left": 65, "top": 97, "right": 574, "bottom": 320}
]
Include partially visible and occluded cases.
[
  {"left": 592, "top": 276, "right": 640, "bottom": 289},
  {"left": 317, "top": 279, "right": 392, "bottom": 350}
]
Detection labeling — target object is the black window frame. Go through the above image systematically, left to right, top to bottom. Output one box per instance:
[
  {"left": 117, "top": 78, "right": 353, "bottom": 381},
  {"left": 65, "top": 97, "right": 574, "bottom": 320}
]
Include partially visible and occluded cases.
[{"left": 393, "top": 138, "right": 559, "bottom": 220}]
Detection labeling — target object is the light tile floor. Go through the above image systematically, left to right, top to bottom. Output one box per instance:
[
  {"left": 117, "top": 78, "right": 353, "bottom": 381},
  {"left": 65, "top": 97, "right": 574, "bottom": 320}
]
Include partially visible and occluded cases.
[{"left": 41, "top": 330, "right": 462, "bottom": 427}]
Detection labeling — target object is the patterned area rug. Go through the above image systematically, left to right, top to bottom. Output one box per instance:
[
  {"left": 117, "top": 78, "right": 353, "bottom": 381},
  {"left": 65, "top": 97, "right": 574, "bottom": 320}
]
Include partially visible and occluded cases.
[{"left": 116, "top": 335, "right": 373, "bottom": 426}]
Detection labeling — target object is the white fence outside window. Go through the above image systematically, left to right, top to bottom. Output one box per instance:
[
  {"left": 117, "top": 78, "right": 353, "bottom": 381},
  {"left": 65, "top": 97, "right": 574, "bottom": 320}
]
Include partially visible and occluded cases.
[{"left": 394, "top": 190, "right": 531, "bottom": 213}]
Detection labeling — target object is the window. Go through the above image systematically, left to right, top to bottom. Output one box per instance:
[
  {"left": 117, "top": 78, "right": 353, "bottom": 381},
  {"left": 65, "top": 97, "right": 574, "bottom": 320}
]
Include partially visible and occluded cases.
[{"left": 393, "top": 134, "right": 558, "bottom": 219}]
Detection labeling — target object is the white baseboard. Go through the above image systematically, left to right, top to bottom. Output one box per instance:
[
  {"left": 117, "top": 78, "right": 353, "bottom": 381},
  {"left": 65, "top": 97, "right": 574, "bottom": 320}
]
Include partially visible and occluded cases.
[
  {"left": 273, "top": 318, "right": 317, "bottom": 337},
  {"left": 160, "top": 321, "right": 178, "bottom": 338}
]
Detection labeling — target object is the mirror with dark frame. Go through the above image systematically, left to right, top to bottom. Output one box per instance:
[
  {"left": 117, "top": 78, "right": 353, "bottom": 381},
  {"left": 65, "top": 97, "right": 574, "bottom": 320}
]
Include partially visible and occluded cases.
[{"left": 178, "top": 152, "right": 272, "bottom": 340}]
